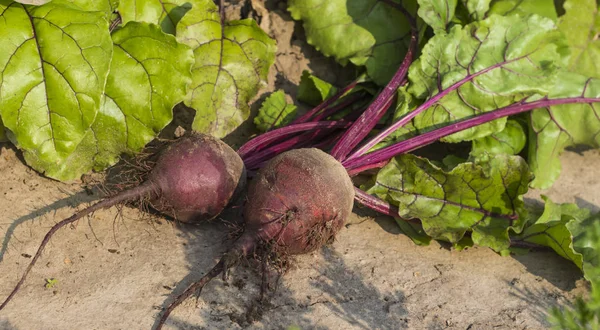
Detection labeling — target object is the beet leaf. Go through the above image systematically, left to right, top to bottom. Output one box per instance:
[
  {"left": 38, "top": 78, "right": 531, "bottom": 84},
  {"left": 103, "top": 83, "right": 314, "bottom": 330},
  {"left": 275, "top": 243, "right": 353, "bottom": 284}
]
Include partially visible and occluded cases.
[
  {"left": 176, "top": 0, "right": 276, "bottom": 138},
  {"left": 288, "top": 0, "right": 416, "bottom": 85}
]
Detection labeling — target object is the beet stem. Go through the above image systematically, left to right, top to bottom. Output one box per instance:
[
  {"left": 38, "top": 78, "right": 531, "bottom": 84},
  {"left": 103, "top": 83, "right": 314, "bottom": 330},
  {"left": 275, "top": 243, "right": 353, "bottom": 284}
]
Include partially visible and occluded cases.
[
  {"left": 291, "top": 80, "right": 359, "bottom": 125},
  {"left": 342, "top": 96, "right": 600, "bottom": 171},
  {"left": 0, "top": 182, "right": 156, "bottom": 311},
  {"left": 353, "top": 187, "right": 400, "bottom": 218},
  {"left": 154, "top": 260, "right": 225, "bottom": 330}
]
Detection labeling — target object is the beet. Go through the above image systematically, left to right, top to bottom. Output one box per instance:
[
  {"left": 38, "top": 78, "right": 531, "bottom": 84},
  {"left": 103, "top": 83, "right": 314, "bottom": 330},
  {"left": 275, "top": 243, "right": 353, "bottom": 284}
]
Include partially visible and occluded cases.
[
  {"left": 0, "top": 133, "right": 246, "bottom": 310},
  {"left": 148, "top": 133, "right": 246, "bottom": 222},
  {"left": 156, "top": 148, "right": 355, "bottom": 329}
]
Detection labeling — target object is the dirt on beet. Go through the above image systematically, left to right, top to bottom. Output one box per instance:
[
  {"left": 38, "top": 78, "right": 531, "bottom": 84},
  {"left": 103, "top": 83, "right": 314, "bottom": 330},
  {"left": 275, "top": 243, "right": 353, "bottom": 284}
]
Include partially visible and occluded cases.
[{"left": 1, "top": 1, "right": 599, "bottom": 329}]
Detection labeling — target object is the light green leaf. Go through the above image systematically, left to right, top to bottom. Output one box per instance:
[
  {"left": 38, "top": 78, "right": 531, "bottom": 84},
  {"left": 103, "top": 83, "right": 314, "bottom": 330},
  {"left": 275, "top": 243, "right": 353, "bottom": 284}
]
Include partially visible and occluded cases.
[
  {"left": 57, "top": 0, "right": 119, "bottom": 17},
  {"left": 118, "top": 0, "right": 192, "bottom": 35},
  {"left": 176, "top": 0, "right": 276, "bottom": 138},
  {"left": 288, "top": 0, "right": 415, "bottom": 85},
  {"left": 417, "top": 0, "right": 458, "bottom": 32},
  {"left": 460, "top": 0, "right": 491, "bottom": 21},
  {"left": 487, "top": 0, "right": 558, "bottom": 21},
  {"left": 558, "top": 0, "right": 600, "bottom": 78},
  {"left": 0, "top": 1, "right": 112, "bottom": 178},
  {"left": 408, "top": 14, "right": 564, "bottom": 142},
  {"left": 34, "top": 22, "right": 193, "bottom": 181},
  {"left": 297, "top": 71, "right": 337, "bottom": 106},
  {"left": 528, "top": 73, "right": 600, "bottom": 188},
  {"left": 254, "top": 90, "right": 297, "bottom": 132},
  {"left": 472, "top": 119, "right": 526, "bottom": 156},
  {"left": 367, "top": 153, "right": 532, "bottom": 251},
  {"left": 515, "top": 196, "right": 600, "bottom": 281},
  {"left": 44, "top": 278, "right": 58, "bottom": 289}
]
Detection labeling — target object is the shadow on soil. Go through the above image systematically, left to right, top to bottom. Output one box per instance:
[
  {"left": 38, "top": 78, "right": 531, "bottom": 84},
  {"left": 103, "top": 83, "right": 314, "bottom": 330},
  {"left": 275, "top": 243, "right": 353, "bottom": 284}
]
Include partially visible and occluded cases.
[
  {"left": 0, "top": 190, "right": 98, "bottom": 263},
  {"left": 154, "top": 208, "right": 407, "bottom": 329}
]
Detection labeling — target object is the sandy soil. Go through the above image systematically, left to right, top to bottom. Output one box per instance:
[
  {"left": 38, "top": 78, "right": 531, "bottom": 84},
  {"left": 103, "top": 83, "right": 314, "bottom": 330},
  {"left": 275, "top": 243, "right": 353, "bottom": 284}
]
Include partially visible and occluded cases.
[{"left": 1, "top": 1, "right": 599, "bottom": 330}]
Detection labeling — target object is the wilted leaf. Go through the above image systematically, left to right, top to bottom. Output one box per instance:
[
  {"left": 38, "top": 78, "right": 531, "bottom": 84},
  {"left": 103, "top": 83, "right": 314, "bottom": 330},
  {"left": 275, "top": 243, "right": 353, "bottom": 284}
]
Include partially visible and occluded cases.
[
  {"left": 176, "top": 0, "right": 276, "bottom": 138},
  {"left": 288, "top": 0, "right": 415, "bottom": 85},
  {"left": 0, "top": 1, "right": 112, "bottom": 178},
  {"left": 35, "top": 22, "right": 193, "bottom": 181},
  {"left": 254, "top": 90, "right": 297, "bottom": 132},
  {"left": 367, "top": 153, "right": 532, "bottom": 251}
]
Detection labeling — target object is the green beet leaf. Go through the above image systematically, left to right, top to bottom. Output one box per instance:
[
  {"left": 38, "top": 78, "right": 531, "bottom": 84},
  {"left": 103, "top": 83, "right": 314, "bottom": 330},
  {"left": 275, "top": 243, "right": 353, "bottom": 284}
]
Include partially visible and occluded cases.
[
  {"left": 56, "top": 0, "right": 119, "bottom": 17},
  {"left": 118, "top": 0, "right": 191, "bottom": 35},
  {"left": 176, "top": 0, "right": 276, "bottom": 138},
  {"left": 288, "top": 0, "right": 415, "bottom": 86},
  {"left": 417, "top": 0, "right": 457, "bottom": 32},
  {"left": 459, "top": 0, "right": 491, "bottom": 21},
  {"left": 487, "top": 0, "right": 558, "bottom": 21},
  {"left": 558, "top": 0, "right": 600, "bottom": 78},
  {"left": 0, "top": 1, "right": 112, "bottom": 178},
  {"left": 408, "top": 14, "right": 565, "bottom": 142},
  {"left": 32, "top": 22, "right": 193, "bottom": 181},
  {"left": 297, "top": 71, "right": 337, "bottom": 106},
  {"left": 528, "top": 73, "right": 600, "bottom": 188},
  {"left": 371, "top": 86, "right": 420, "bottom": 151},
  {"left": 254, "top": 90, "right": 297, "bottom": 132},
  {"left": 0, "top": 118, "right": 7, "bottom": 142},
  {"left": 471, "top": 119, "right": 526, "bottom": 156},
  {"left": 367, "top": 153, "right": 532, "bottom": 251},
  {"left": 514, "top": 196, "right": 600, "bottom": 281},
  {"left": 395, "top": 219, "right": 432, "bottom": 246}
]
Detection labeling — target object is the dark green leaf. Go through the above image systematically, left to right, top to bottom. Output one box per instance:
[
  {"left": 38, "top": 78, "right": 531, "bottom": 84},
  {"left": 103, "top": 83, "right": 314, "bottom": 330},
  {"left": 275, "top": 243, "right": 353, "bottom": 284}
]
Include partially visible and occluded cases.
[
  {"left": 176, "top": 0, "right": 276, "bottom": 138},
  {"left": 288, "top": 0, "right": 415, "bottom": 85},
  {"left": 297, "top": 71, "right": 337, "bottom": 106},
  {"left": 254, "top": 90, "right": 297, "bottom": 132},
  {"left": 367, "top": 153, "right": 532, "bottom": 251},
  {"left": 515, "top": 196, "right": 600, "bottom": 282},
  {"left": 395, "top": 219, "right": 432, "bottom": 246}
]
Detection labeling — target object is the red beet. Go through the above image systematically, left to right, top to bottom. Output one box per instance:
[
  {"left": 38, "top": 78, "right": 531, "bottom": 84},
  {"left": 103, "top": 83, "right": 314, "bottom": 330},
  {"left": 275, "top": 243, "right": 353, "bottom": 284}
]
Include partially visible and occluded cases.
[
  {"left": 0, "top": 133, "right": 246, "bottom": 310},
  {"left": 156, "top": 148, "right": 355, "bottom": 329}
]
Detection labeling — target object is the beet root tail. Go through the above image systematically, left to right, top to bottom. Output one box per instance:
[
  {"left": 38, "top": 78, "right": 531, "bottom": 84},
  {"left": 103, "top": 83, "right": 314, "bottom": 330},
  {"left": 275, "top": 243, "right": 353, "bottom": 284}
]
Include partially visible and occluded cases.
[
  {"left": 0, "top": 182, "right": 156, "bottom": 311},
  {"left": 154, "top": 260, "right": 226, "bottom": 330}
]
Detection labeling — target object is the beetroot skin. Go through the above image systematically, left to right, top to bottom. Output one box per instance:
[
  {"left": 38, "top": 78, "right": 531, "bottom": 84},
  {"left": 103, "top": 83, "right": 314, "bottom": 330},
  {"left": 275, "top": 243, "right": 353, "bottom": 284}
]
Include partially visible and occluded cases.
[
  {"left": 0, "top": 133, "right": 246, "bottom": 311},
  {"left": 149, "top": 133, "right": 246, "bottom": 222},
  {"left": 156, "top": 148, "right": 356, "bottom": 329},
  {"left": 243, "top": 148, "right": 355, "bottom": 254}
]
